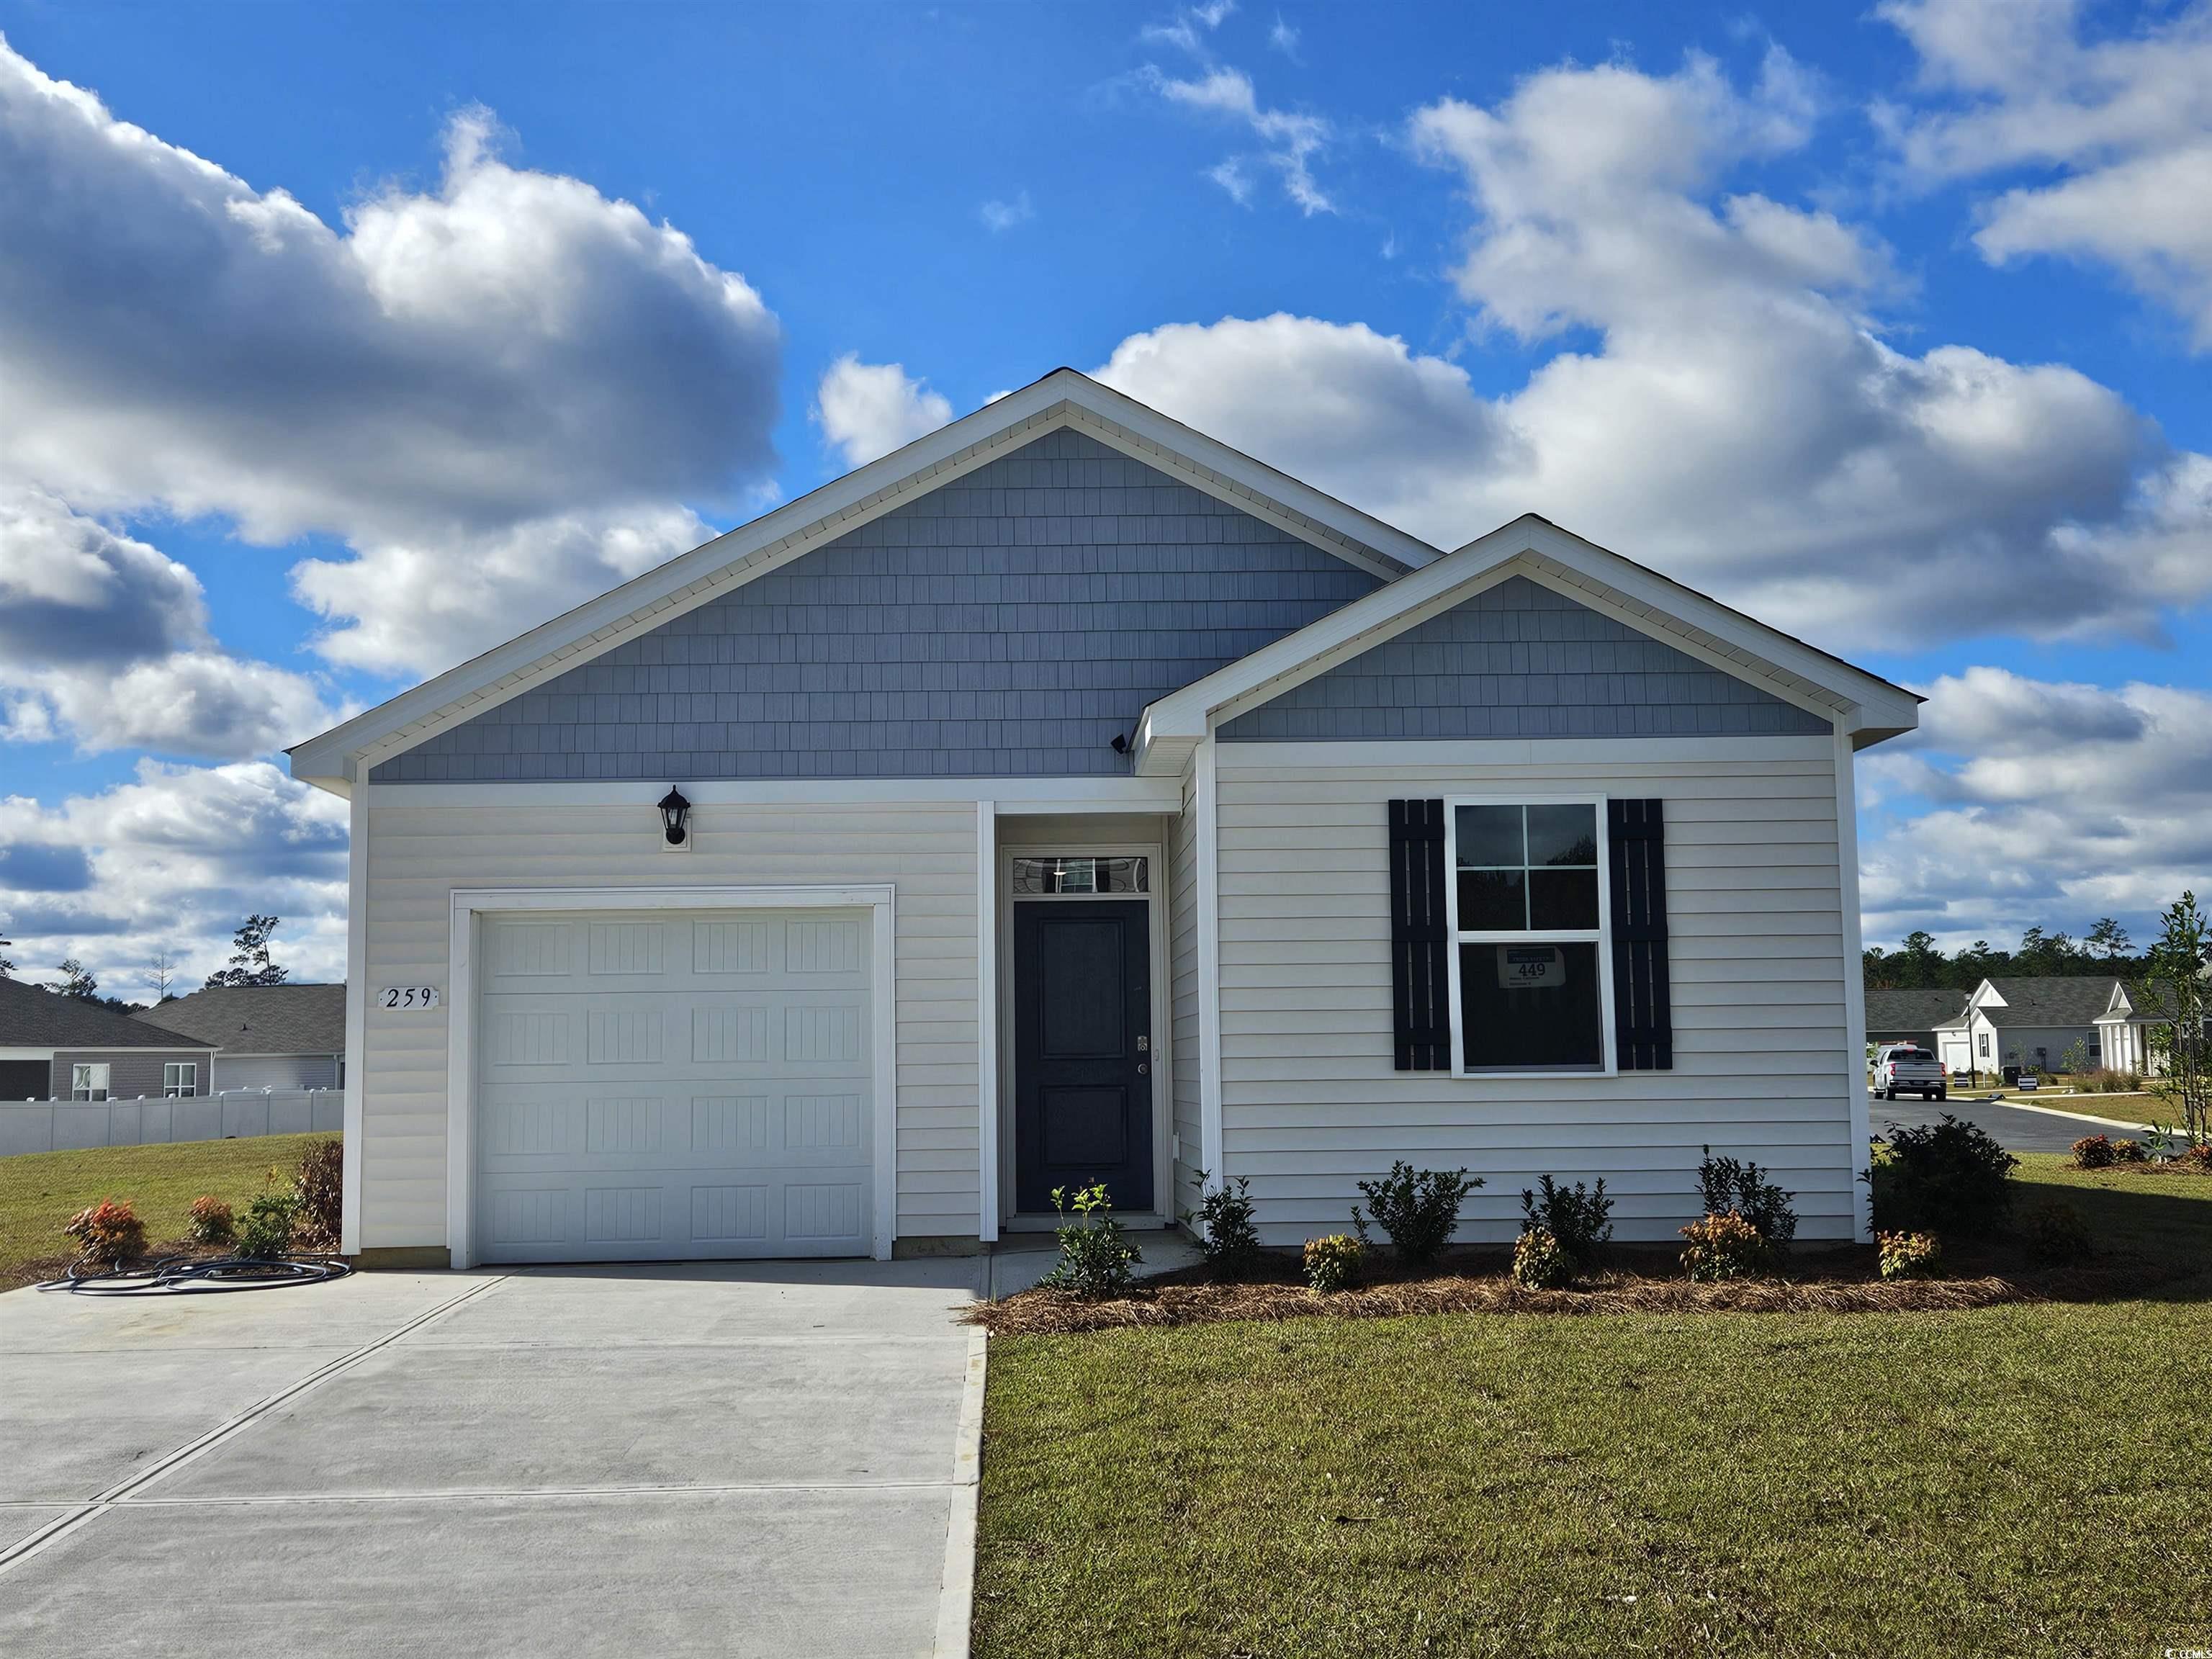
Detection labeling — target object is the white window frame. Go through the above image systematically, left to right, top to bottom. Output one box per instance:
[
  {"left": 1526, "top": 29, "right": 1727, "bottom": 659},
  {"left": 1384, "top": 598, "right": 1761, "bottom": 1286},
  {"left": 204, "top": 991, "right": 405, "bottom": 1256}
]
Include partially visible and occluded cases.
[
  {"left": 1443, "top": 794, "right": 1617, "bottom": 1079},
  {"left": 163, "top": 1061, "right": 197, "bottom": 1098},
  {"left": 71, "top": 1062, "right": 111, "bottom": 1102}
]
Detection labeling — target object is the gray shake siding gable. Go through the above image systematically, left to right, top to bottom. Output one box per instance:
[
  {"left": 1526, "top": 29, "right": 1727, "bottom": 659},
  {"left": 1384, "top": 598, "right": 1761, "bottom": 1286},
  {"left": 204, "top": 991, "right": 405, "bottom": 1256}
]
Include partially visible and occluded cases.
[
  {"left": 371, "top": 430, "right": 1385, "bottom": 783},
  {"left": 1218, "top": 576, "right": 1832, "bottom": 741}
]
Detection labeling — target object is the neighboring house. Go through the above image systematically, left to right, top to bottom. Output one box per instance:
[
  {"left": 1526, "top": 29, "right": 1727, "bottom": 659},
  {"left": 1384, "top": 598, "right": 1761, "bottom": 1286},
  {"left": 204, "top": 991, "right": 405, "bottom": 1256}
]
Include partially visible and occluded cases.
[
  {"left": 289, "top": 369, "right": 1922, "bottom": 1267},
  {"left": 0, "top": 974, "right": 216, "bottom": 1102},
  {"left": 1933, "top": 976, "right": 2161, "bottom": 1076},
  {"left": 135, "top": 984, "right": 347, "bottom": 1091},
  {"left": 1864, "top": 987, "right": 1970, "bottom": 1056}
]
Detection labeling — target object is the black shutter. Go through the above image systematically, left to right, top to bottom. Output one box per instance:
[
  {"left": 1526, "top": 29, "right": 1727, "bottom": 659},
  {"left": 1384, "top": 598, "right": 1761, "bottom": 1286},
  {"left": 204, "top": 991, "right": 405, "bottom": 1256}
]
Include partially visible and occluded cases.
[
  {"left": 1388, "top": 799, "right": 1452, "bottom": 1071},
  {"left": 1609, "top": 799, "right": 1673, "bottom": 1070}
]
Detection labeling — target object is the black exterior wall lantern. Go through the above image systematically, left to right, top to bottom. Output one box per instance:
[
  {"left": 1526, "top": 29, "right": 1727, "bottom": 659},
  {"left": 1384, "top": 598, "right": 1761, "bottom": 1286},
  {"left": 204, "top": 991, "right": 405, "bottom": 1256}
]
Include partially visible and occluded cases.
[{"left": 657, "top": 786, "right": 692, "bottom": 848}]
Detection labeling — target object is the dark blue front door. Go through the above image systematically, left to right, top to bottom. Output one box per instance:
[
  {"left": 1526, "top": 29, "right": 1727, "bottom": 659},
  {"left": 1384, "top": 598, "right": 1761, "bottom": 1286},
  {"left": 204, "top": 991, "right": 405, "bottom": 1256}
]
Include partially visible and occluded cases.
[{"left": 1013, "top": 899, "right": 1153, "bottom": 1213}]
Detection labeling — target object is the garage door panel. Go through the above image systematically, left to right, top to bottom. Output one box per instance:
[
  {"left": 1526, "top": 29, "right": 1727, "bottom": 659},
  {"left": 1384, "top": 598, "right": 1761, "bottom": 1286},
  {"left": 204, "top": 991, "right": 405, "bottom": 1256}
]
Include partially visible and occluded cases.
[{"left": 475, "top": 907, "right": 875, "bottom": 1263}]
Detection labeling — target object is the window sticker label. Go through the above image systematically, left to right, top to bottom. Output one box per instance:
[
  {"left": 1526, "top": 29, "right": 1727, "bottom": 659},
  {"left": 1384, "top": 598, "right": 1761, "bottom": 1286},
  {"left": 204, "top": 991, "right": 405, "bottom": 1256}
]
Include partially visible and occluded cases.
[{"left": 1496, "top": 945, "right": 1565, "bottom": 989}]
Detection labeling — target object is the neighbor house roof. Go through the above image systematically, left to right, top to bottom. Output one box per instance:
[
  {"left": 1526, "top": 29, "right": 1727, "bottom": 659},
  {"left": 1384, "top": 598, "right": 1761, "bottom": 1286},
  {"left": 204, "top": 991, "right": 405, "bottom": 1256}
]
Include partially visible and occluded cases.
[
  {"left": 287, "top": 367, "right": 1442, "bottom": 792},
  {"left": 0, "top": 976, "right": 211, "bottom": 1050},
  {"left": 1976, "top": 976, "right": 2131, "bottom": 1028},
  {"left": 135, "top": 983, "right": 347, "bottom": 1054},
  {"left": 1865, "top": 987, "right": 1970, "bottom": 1034}
]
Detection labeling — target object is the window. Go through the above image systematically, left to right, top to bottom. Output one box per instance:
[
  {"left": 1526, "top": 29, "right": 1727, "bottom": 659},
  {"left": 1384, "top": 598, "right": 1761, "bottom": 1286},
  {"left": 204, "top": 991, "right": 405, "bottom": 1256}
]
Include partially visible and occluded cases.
[
  {"left": 1447, "top": 801, "right": 1606, "bottom": 1072},
  {"left": 1010, "top": 855, "right": 1148, "bottom": 895},
  {"left": 1978, "top": 1031, "right": 1990, "bottom": 1057},
  {"left": 163, "top": 1062, "right": 197, "bottom": 1098},
  {"left": 71, "top": 1063, "right": 110, "bottom": 1102}
]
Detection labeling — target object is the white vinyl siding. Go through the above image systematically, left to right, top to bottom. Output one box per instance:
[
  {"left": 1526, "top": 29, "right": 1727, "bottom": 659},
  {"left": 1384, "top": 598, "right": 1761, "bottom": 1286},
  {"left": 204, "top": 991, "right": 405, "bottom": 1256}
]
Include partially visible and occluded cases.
[
  {"left": 1213, "top": 737, "right": 1858, "bottom": 1244},
  {"left": 359, "top": 796, "right": 977, "bottom": 1252},
  {"left": 214, "top": 1053, "right": 343, "bottom": 1092}
]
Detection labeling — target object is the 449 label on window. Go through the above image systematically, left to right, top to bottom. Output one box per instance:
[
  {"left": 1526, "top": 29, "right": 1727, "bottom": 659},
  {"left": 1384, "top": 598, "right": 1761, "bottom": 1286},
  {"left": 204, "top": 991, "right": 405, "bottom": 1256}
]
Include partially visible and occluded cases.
[
  {"left": 1495, "top": 945, "right": 1565, "bottom": 989},
  {"left": 377, "top": 985, "right": 441, "bottom": 1010}
]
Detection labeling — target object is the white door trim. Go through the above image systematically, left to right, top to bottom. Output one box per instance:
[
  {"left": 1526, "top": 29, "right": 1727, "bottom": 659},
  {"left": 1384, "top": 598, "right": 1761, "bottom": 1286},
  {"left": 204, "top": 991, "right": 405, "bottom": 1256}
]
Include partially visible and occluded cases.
[
  {"left": 994, "top": 841, "right": 1173, "bottom": 1228},
  {"left": 445, "top": 883, "right": 898, "bottom": 1269}
]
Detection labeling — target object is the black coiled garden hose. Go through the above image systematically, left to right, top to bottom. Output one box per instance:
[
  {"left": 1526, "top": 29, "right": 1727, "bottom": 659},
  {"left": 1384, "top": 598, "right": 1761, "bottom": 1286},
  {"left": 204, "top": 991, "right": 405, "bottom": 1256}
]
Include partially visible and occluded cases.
[{"left": 36, "top": 1253, "right": 354, "bottom": 1295}]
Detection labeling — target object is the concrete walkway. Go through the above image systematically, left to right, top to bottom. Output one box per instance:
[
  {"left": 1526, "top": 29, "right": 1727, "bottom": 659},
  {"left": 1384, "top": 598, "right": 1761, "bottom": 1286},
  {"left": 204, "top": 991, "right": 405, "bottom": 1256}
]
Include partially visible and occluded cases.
[{"left": 0, "top": 1259, "right": 991, "bottom": 1657}]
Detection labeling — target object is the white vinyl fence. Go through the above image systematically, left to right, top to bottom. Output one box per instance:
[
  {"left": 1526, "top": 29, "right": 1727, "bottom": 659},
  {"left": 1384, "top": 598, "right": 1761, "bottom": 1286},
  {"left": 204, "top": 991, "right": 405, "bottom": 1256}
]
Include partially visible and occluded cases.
[{"left": 0, "top": 1089, "right": 346, "bottom": 1159}]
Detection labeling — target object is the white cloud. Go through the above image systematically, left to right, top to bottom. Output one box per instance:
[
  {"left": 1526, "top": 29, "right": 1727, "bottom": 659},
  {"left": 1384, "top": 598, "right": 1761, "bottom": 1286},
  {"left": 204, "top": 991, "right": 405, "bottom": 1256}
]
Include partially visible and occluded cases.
[
  {"left": 1877, "top": 0, "right": 2212, "bottom": 346},
  {"left": 1142, "top": 1, "right": 1236, "bottom": 58},
  {"left": 1268, "top": 15, "right": 1300, "bottom": 60},
  {"left": 0, "top": 40, "right": 782, "bottom": 675},
  {"left": 1093, "top": 51, "right": 2212, "bottom": 647},
  {"left": 1151, "top": 65, "right": 1334, "bottom": 213},
  {"left": 979, "top": 190, "right": 1034, "bottom": 232},
  {"left": 812, "top": 355, "right": 955, "bottom": 470},
  {"left": 0, "top": 487, "right": 336, "bottom": 757},
  {"left": 1858, "top": 668, "right": 2212, "bottom": 948},
  {"left": 0, "top": 760, "right": 350, "bottom": 994}
]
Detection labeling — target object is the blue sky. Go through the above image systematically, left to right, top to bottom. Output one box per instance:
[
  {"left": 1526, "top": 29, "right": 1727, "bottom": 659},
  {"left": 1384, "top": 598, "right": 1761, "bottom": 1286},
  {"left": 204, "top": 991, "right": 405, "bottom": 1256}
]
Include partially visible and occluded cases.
[{"left": 1, "top": 0, "right": 2208, "bottom": 992}]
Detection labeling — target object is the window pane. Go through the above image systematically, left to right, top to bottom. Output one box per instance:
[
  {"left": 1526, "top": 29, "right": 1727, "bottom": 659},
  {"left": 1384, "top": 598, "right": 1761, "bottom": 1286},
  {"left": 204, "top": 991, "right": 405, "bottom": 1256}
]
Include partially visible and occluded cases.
[
  {"left": 1526, "top": 804, "right": 1598, "bottom": 867},
  {"left": 1455, "top": 805, "right": 1524, "bottom": 868},
  {"left": 1011, "top": 856, "right": 1147, "bottom": 895},
  {"left": 1457, "top": 868, "right": 1526, "bottom": 931},
  {"left": 1529, "top": 868, "right": 1600, "bottom": 930},
  {"left": 1460, "top": 942, "right": 1604, "bottom": 1069}
]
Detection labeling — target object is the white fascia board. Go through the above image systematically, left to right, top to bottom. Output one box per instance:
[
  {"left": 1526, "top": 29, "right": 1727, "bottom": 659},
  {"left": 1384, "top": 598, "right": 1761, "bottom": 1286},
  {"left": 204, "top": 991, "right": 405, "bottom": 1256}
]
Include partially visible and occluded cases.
[
  {"left": 289, "top": 369, "right": 1433, "bottom": 793},
  {"left": 1134, "top": 516, "right": 1920, "bottom": 766},
  {"left": 0, "top": 1047, "right": 58, "bottom": 1061}
]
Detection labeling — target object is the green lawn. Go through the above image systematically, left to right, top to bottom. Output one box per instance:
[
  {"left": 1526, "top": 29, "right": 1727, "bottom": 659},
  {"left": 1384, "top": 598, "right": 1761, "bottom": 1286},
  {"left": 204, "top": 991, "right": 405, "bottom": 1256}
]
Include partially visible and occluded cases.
[
  {"left": 0, "top": 1133, "right": 336, "bottom": 1287},
  {"left": 974, "top": 1156, "right": 2212, "bottom": 1658}
]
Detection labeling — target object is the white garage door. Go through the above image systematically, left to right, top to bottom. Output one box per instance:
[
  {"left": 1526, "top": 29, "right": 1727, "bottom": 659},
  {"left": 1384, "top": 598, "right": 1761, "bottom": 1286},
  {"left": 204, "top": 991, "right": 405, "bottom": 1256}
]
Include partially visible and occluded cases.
[{"left": 474, "top": 908, "right": 875, "bottom": 1263}]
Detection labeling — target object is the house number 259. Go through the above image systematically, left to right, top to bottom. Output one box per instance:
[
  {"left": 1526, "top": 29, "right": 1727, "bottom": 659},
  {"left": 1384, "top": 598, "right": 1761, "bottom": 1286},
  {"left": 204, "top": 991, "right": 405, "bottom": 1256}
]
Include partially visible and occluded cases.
[{"left": 378, "top": 986, "right": 441, "bottom": 1010}]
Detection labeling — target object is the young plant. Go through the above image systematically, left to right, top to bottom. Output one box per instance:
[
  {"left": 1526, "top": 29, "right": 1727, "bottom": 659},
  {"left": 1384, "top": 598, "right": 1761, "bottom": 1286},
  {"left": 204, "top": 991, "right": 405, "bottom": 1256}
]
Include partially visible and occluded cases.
[
  {"left": 1871, "top": 1115, "right": 2017, "bottom": 1236},
  {"left": 2071, "top": 1133, "right": 2116, "bottom": 1169},
  {"left": 2110, "top": 1138, "right": 2147, "bottom": 1164},
  {"left": 292, "top": 1139, "right": 343, "bottom": 1249},
  {"left": 1696, "top": 1148, "right": 1798, "bottom": 1253},
  {"left": 1349, "top": 1161, "right": 1483, "bottom": 1265},
  {"left": 1183, "top": 1170, "right": 1261, "bottom": 1279},
  {"left": 1519, "top": 1175, "right": 1613, "bottom": 1267},
  {"left": 1040, "top": 1184, "right": 1142, "bottom": 1299},
  {"left": 234, "top": 1190, "right": 302, "bottom": 1261},
  {"left": 186, "top": 1195, "right": 235, "bottom": 1246},
  {"left": 63, "top": 1199, "right": 145, "bottom": 1267},
  {"left": 2020, "top": 1200, "right": 2092, "bottom": 1266},
  {"left": 1678, "top": 1211, "right": 1774, "bottom": 1282},
  {"left": 1511, "top": 1225, "right": 1575, "bottom": 1290},
  {"left": 1876, "top": 1230, "right": 1943, "bottom": 1280},
  {"left": 1303, "top": 1233, "right": 1363, "bottom": 1295}
]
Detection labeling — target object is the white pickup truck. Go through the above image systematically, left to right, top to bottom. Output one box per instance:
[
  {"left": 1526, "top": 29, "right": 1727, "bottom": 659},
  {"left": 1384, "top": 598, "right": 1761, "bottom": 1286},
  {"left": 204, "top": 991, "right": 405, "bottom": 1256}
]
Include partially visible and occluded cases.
[{"left": 1871, "top": 1044, "right": 1948, "bottom": 1102}]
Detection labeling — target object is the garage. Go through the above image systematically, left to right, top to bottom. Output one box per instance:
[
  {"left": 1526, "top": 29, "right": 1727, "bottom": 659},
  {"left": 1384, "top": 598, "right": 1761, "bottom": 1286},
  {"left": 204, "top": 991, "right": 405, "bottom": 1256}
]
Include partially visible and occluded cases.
[{"left": 472, "top": 906, "right": 878, "bottom": 1263}]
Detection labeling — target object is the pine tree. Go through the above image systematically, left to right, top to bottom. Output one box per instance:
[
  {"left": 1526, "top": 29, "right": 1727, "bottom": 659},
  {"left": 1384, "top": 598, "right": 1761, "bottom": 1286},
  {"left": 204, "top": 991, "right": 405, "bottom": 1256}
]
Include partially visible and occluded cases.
[{"left": 202, "top": 915, "right": 289, "bottom": 989}]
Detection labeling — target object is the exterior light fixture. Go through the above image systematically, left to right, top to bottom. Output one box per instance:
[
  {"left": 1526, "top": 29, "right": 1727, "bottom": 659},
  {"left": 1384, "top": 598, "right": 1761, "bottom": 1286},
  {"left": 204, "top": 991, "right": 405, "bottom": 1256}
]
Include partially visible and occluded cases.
[{"left": 657, "top": 786, "right": 691, "bottom": 848}]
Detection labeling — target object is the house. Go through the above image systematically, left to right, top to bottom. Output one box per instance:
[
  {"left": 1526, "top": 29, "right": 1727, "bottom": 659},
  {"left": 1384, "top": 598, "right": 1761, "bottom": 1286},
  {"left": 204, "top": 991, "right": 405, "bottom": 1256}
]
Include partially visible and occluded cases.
[
  {"left": 288, "top": 369, "right": 1921, "bottom": 1267},
  {"left": 0, "top": 974, "right": 215, "bottom": 1102},
  {"left": 1932, "top": 976, "right": 2161, "bottom": 1076},
  {"left": 135, "top": 984, "right": 348, "bottom": 1092},
  {"left": 1864, "top": 987, "right": 1970, "bottom": 1056}
]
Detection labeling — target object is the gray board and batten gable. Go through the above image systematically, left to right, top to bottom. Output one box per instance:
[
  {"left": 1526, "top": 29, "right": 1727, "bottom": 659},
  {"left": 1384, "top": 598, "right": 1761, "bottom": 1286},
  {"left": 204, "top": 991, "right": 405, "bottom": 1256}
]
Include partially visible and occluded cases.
[
  {"left": 370, "top": 429, "right": 1385, "bottom": 783},
  {"left": 1218, "top": 576, "right": 1833, "bottom": 742}
]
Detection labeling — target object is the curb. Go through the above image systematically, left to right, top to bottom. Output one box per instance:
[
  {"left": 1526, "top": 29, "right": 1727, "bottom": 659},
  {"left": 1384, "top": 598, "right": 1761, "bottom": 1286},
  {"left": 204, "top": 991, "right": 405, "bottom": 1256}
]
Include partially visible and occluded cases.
[{"left": 932, "top": 1326, "right": 988, "bottom": 1658}]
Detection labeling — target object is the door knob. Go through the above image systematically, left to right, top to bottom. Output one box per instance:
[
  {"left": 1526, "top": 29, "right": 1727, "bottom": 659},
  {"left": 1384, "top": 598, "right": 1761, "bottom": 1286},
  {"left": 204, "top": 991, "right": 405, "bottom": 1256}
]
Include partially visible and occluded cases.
[{"left": 1136, "top": 1062, "right": 1149, "bottom": 1076}]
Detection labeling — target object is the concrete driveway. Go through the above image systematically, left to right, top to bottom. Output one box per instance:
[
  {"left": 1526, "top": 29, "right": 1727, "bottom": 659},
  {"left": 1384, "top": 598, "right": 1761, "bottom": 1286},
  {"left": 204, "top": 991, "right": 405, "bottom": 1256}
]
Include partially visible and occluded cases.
[{"left": 0, "top": 1259, "right": 989, "bottom": 1657}]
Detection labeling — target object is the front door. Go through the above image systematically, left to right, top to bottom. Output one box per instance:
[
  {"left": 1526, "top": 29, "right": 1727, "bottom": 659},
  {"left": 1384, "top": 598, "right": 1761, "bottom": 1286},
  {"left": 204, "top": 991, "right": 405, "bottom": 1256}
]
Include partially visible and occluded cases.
[{"left": 1013, "top": 899, "right": 1153, "bottom": 1213}]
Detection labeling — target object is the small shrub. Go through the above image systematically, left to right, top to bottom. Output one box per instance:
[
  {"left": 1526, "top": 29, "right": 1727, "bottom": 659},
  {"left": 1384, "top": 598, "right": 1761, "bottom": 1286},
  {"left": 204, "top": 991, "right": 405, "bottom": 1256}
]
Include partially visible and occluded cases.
[
  {"left": 2082, "top": 1068, "right": 2144, "bottom": 1094},
  {"left": 1873, "top": 1115, "right": 2018, "bottom": 1236},
  {"left": 2071, "top": 1133, "right": 2116, "bottom": 1169},
  {"left": 2111, "top": 1138, "right": 2147, "bottom": 1164},
  {"left": 292, "top": 1139, "right": 343, "bottom": 1249},
  {"left": 2185, "top": 1141, "right": 2212, "bottom": 1173},
  {"left": 1696, "top": 1147, "right": 1798, "bottom": 1252},
  {"left": 1350, "top": 1161, "right": 1484, "bottom": 1264},
  {"left": 1184, "top": 1170, "right": 1261, "bottom": 1278},
  {"left": 1519, "top": 1175, "right": 1613, "bottom": 1266},
  {"left": 1040, "top": 1184, "right": 1141, "bottom": 1298},
  {"left": 234, "top": 1190, "right": 302, "bottom": 1261},
  {"left": 186, "top": 1196, "right": 234, "bottom": 1246},
  {"left": 63, "top": 1199, "right": 145, "bottom": 1267},
  {"left": 2020, "top": 1200, "right": 2092, "bottom": 1266},
  {"left": 1678, "top": 1210, "right": 1774, "bottom": 1282},
  {"left": 1511, "top": 1226, "right": 1575, "bottom": 1289},
  {"left": 1876, "top": 1230, "right": 1943, "bottom": 1280},
  {"left": 1303, "top": 1233, "right": 1363, "bottom": 1295}
]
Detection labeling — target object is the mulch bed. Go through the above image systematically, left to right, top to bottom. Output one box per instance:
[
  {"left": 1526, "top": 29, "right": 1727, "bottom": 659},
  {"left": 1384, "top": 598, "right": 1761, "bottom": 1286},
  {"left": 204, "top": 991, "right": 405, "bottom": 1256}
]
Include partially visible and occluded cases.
[{"left": 966, "top": 1241, "right": 2187, "bottom": 1336}]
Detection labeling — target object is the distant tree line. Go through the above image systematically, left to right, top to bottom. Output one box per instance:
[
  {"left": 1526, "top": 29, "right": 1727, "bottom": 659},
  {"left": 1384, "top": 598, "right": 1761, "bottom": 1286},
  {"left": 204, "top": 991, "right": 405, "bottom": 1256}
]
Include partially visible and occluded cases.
[
  {"left": 4, "top": 915, "right": 289, "bottom": 1010},
  {"left": 1863, "top": 918, "right": 2143, "bottom": 991}
]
